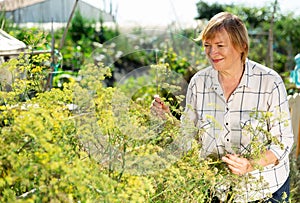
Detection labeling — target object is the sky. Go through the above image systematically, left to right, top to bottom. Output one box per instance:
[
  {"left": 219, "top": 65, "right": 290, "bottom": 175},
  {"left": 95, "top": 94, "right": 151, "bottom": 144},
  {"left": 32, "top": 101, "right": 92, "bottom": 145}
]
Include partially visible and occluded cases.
[{"left": 82, "top": 0, "right": 300, "bottom": 27}]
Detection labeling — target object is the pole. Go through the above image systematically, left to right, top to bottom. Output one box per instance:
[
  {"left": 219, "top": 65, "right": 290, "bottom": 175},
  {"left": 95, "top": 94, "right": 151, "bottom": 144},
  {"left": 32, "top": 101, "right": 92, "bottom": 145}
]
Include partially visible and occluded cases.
[
  {"left": 59, "top": 0, "right": 79, "bottom": 50},
  {"left": 267, "top": 0, "right": 278, "bottom": 69}
]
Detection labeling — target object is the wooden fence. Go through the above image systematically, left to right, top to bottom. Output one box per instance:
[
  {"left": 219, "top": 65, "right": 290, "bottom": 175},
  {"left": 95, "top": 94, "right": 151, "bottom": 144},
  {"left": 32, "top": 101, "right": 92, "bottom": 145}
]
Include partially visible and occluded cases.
[{"left": 288, "top": 93, "right": 300, "bottom": 158}]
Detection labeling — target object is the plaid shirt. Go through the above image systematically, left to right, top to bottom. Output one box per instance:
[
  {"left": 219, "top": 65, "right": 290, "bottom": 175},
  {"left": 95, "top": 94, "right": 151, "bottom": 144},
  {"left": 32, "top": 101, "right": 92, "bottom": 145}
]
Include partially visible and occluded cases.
[{"left": 183, "top": 59, "right": 294, "bottom": 201}]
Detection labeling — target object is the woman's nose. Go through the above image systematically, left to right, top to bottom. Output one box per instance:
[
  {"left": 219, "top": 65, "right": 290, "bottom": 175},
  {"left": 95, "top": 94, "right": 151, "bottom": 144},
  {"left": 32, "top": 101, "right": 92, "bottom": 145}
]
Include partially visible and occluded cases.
[{"left": 209, "top": 46, "right": 218, "bottom": 55}]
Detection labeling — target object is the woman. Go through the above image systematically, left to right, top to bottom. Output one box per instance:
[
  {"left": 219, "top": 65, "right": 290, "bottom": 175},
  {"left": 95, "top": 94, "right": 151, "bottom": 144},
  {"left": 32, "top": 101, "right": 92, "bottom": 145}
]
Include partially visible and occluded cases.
[{"left": 151, "top": 12, "right": 294, "bottom": 202}]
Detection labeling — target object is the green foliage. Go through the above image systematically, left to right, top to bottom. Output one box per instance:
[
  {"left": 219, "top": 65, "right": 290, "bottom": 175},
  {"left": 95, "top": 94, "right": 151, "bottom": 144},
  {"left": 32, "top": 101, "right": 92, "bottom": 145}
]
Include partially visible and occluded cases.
[
  {"left": 195, "top": 1, "right": 228, "bottom": 20},
  {"left": 227, "top": 6, "right": 273, "bottom": 29},
  {"left": 0, "top": 10, "right": 15, "bottom": 31},
  {"left": 62, "top": 10, "right": 119, "bottom": 71},
  {"left": 69, "top": 10, "right": 95, "bottom": 42},
  {"left": 12, "top": 28, "right": 50, "bottom": 51},
  {"left": 158, "top": 47, "right": 199, "bottom": 82},
  {"left": 0, "top": 51, "right": 299, "bottom": 202},
  {"left": 0, "top": 53, "right": 51, "bottom": 103},
  {"left": 0, "top": 56, "right": 155, "bottom": 202},
  {"left": 150, "top": 141, "right": 267, "bottom": 202},
  {"left": 290, "top": 156, "right": 300, "bottom": 202}
]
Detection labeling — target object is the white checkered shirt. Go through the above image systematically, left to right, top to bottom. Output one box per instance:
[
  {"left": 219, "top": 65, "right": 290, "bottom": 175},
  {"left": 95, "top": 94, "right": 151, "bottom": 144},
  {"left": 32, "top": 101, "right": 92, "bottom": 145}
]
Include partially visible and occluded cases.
[{"left": 182, "top": 59, "right": 294, "bottom": 201}]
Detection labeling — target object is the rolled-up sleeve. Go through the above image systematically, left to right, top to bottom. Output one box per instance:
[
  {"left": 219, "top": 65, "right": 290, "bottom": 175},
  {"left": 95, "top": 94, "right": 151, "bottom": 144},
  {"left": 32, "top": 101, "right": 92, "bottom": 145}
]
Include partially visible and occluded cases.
[{"left": 267, "top": 77, "right": 294, "bottom": 161}]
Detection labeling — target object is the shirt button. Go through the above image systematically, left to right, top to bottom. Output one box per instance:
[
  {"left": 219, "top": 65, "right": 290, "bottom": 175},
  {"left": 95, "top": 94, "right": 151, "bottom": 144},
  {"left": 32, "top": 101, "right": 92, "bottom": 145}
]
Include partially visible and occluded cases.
[
  {"left": 226, "top": 107, "right": 229, "bottom": 111},
  {"left": 226, "top": 123, "right": 228, "bottom": 125},
  {"left": 227, "top": 139, "right": 230, "bottom": 142}
]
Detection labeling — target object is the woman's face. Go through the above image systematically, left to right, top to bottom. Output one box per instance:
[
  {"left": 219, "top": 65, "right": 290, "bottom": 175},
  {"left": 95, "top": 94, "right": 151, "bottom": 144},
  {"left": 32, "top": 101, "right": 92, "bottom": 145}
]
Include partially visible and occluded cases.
[{"left": 203, "top": 28, "right": 243, "bottom": 72}]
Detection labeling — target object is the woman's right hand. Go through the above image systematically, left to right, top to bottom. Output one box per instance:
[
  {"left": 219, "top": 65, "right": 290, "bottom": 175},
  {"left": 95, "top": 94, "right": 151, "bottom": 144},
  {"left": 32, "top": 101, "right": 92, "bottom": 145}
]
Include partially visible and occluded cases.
[{"left": 150, "top": 95, "right": 171, "bottom": 119}]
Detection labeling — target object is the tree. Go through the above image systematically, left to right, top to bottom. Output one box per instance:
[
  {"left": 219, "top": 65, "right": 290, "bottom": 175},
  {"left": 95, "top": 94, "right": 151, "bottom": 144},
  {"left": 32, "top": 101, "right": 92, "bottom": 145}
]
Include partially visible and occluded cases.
[
  {"left": 195, "top": 1, "right": 228, "bottom": 20},
  {"left": 69, "top": 10, "right": 94, "bottom": 42}
]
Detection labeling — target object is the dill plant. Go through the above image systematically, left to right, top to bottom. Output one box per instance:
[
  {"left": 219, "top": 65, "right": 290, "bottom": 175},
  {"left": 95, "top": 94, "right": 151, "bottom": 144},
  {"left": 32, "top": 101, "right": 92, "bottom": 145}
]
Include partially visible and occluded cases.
[{"left": 0, "top": 44, "right": 294, "bottom": 202}]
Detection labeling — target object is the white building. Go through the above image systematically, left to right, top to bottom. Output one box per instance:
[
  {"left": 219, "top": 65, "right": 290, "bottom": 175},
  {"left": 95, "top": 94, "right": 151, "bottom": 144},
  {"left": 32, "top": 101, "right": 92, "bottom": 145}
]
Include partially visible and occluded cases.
[{"left": 0, "top": 0, "right": 114, "bottom": 25}]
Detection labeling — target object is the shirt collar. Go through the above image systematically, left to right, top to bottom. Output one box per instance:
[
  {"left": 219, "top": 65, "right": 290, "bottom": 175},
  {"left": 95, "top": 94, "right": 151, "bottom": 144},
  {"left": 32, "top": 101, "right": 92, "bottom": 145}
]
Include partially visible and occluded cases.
[{"left": 242, "top": 59, "right": 256, "bottom": 89}]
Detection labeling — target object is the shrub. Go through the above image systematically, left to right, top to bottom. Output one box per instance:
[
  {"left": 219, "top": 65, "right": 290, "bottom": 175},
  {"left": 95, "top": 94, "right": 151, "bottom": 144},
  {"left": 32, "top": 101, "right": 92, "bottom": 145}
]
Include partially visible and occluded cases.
[{"left": 1, "top": 51, "right": 299, "bottom": 202}]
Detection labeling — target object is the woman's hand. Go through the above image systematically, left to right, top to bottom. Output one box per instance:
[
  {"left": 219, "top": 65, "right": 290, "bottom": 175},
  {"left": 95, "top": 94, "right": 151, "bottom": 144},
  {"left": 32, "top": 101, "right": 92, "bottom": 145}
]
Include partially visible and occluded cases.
[
  {"left": 150, "top": 95, "right": 171, "bottom": 119},
  {"left": 222, "top": 150, "right": 279, "bottom": 176},
  {"left": 222, "top": 154, "right": 254, "bottom": 176}
]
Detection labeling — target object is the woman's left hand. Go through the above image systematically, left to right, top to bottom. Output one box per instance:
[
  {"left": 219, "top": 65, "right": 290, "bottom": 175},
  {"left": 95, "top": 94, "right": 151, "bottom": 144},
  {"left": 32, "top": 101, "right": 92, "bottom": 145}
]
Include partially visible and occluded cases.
[{"left": 222, "top": 154, "right": 253, "bottom": 176}]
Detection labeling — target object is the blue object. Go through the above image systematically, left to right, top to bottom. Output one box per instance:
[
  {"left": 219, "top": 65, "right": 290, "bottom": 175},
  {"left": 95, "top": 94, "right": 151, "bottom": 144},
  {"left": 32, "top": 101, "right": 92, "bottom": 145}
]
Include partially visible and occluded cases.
[{"left": 290, "top": 53, "right": 300, "bottom": 88}]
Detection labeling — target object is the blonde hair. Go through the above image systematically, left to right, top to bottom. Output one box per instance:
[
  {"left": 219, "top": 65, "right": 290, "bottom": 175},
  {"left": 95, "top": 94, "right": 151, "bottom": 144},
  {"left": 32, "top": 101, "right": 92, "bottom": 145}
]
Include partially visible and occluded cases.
[{"left": 199, "top": 12, "right": 249, "bottom": 64}]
